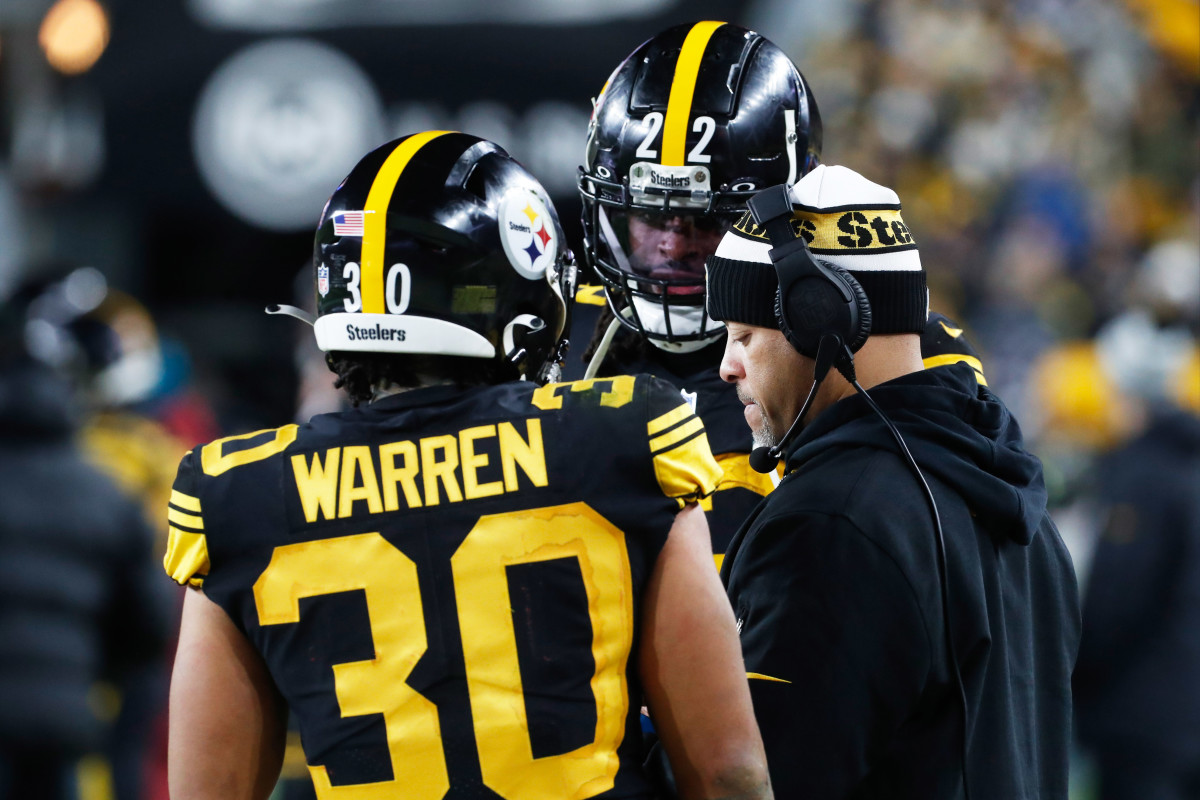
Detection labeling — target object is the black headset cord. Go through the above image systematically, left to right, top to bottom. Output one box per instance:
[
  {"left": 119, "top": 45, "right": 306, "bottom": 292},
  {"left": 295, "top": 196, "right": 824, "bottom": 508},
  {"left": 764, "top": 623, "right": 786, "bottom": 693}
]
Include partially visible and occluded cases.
[{"left": 849, "top": 379, "right": 972, "bottom": 800}]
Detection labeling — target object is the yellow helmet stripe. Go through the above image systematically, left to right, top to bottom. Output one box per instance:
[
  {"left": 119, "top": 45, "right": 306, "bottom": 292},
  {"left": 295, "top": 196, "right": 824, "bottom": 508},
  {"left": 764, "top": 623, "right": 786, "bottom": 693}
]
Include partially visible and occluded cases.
[
  {"left": 662, "top": 20, "right": 725, "bottom": 166},
  {"left": 361, "top": 130, "right": 454, "bottom": 313}
]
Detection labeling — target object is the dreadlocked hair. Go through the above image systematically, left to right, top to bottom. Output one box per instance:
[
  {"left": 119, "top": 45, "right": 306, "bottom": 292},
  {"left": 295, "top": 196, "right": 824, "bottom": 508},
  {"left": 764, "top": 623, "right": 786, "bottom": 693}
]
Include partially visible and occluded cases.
[
  {"left": 581, "top": 303, "right": 656, "bottom": 376},
  {"left": 327, "top": 352, "right": 511, "bottom": 406}
]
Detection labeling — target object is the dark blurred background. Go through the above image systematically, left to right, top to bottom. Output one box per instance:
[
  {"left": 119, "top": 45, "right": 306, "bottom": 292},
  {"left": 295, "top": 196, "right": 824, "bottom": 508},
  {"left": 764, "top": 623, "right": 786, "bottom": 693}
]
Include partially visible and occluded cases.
[{"left": 0, "top": 1, "right": 1196, "bottom": 799}]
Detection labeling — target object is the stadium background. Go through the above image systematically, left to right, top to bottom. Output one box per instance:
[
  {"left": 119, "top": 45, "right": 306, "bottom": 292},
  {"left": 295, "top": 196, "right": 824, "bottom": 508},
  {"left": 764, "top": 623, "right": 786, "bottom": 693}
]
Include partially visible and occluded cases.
[{"left": 0, "top": 0, "right": 1196, "bottom": 798}]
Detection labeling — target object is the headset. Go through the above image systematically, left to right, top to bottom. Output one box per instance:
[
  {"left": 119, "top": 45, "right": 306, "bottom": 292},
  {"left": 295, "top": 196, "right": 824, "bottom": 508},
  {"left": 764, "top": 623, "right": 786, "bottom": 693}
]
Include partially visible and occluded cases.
[{"left": 746, "top": 184, "right": 972, "bottom": 800}]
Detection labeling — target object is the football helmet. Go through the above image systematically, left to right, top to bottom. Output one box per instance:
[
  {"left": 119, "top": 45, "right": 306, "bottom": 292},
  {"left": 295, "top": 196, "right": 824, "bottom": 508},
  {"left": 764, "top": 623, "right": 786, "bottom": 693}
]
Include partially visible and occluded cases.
[
  {"left": 579, "top": 20, "right": 822, "bottom": 351},
  {"left": 298, "top": 131, "right": 576, "bottom": 384},
  {"left": 2, "top": 265, "right": 164, "bottom": 406}
]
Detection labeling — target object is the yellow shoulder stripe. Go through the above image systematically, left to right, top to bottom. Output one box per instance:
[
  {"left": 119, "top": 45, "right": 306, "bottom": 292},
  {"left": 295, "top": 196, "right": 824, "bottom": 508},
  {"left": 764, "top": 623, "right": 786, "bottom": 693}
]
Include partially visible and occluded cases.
[
  {"left": 662, "top": 21, "right": 725, "bottom": 166},
  {"left": 938, "top": 320, "right": 964, "bottom": 338},
  {"left": 923, "top": 354, "right": 987, "bottom": 385},
  {"left": 647, "top": 401, "right": 694, "bottom": 436},
  {"left": 649, "top": 416, "right": 704, "bottom": 453},
  {"left": 170, "top": 489, "right": 201, "bottom": 512},
  {"left": 167, "top": 507, "right": 204, "bottom": 530},
  {"left": 747, "top": 672, "right": 791, "bottom": 684}
]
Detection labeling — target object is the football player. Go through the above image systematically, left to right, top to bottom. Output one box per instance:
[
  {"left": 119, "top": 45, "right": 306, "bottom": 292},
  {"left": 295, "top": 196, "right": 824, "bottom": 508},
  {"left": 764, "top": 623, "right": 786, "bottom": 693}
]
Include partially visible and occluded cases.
[
  {"left": 574, "top": 20, "right": 823, "bottom": 562},
  {"left": 574, "top": 21, "right": 986, "bottom": 565},
  {"left": 164, "top": 132, "right": 771, "bottom": 800}
]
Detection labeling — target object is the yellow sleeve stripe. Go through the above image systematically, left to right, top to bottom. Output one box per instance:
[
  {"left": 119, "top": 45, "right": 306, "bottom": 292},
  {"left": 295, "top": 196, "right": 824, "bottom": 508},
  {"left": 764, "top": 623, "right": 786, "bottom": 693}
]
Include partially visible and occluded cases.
[
  {"left": 662, "top": 21, "right": 725, "bottom": 165},
  {"left": 923, "top": 354, "right": 987, "bottom": 386},
  {"left": 647, "top": 401, "right": 694, "bottom": 436},
  {"left": 649, "top": 416, "right": 704, "bottom": 454},
  {"left": 652, "top": 430, "right": 723, "bottom": 499},
  {"left": 170, "top": 489, "right": 201, "bottom": 512},
  {"left": 167, "top": 507, "right": 204, "bottom": 530},
  {"left": 163, "top": 527, "right": 210, "bottom": 588},
  {"left": 747, "top": 672, "right": 792, "bottom": 684}
]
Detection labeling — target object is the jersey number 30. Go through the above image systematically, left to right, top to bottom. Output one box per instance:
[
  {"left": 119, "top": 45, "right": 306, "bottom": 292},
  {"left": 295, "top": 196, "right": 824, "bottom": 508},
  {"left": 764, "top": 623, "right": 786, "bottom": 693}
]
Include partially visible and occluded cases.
[{"left": 253, "top": 502, "right": 633, "bottom": 800}]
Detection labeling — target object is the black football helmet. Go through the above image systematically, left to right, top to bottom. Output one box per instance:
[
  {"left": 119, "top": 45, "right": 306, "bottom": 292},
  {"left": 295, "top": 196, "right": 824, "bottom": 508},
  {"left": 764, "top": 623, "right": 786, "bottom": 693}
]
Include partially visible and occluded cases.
[
  {"left": 579, "top": 21, "right": 822, "bottom": 351},
  {"left": 300, "top": 131, "right": 576, "bottom": 384},
  {"left": 1, "top": 265, "right": 164, "bottom": 405}
]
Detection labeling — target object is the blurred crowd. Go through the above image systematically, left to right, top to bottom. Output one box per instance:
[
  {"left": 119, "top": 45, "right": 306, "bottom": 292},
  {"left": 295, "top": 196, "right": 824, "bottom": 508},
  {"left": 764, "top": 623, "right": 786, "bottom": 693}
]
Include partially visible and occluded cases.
[
  {"left": 0, "top": 0, "right": 1196, "bottom": 798},
  {"left": 757, "top": 0, "right": 1197, "bottom": 427}
]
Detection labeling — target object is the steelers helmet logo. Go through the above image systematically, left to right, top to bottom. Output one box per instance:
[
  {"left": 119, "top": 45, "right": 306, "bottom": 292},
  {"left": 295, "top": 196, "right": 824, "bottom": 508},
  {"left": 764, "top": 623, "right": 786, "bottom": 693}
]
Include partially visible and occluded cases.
[{"left": 499, "top": 189, "right": 557, "bottom": 280}]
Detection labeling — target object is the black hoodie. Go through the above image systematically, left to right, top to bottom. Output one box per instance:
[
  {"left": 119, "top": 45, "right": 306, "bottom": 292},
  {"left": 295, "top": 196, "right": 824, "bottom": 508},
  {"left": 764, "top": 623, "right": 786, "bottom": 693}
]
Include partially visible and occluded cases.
[
  {"left": 721, "top": 362, "right": 1080, "bottom": 799},
  {"left": 0, "top": 364, "right": 171, "bottom": 752}
]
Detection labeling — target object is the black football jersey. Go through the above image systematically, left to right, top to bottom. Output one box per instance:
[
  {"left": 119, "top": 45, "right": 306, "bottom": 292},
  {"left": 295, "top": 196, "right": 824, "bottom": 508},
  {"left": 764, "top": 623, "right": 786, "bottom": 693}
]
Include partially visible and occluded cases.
[
  {"left": 564, "top": 291, "right": 776, "bottom": 569},
  {"left": 164, "top": 375, "right": 721, "bottom": 799}
]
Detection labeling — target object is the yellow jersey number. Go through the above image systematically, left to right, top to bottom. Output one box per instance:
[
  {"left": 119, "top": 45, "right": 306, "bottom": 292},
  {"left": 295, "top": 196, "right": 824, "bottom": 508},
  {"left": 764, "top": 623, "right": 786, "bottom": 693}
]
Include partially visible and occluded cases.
[{"left": 253, "top": 502, "right": 635, "bottom": 800}]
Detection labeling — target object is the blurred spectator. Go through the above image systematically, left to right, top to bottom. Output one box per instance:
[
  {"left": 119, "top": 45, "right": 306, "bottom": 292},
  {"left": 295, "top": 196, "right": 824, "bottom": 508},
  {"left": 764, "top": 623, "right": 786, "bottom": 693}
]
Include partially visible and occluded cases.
[
  {"left": 1069, "top": 241, "right": 1200, "bottom": 800},
  {"left": 0, "top": 271, "right": 172, "bottom": 800},
  {"left": 52, "top": 273, "right": 206, "bottom": 800},
  {"left": 68, "top": 283, "right": 189, "bottom": 531}
]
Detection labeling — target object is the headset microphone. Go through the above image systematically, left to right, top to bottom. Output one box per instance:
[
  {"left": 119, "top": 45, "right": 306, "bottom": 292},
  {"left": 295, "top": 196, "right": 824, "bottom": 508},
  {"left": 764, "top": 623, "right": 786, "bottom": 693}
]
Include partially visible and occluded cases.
[{"left": 747, "top": 444, "right": 781, "bottom": 474}]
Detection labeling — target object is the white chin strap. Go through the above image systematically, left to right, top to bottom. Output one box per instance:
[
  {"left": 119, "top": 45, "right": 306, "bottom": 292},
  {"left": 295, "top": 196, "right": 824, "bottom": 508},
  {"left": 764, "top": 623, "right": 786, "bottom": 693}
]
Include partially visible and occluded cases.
[{"left": 628, "top": 296, "right": 724, "bottom": 354}]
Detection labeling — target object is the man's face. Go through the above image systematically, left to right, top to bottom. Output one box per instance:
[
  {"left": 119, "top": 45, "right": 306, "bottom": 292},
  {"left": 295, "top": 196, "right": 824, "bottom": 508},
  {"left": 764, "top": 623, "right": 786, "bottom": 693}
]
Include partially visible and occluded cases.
[
  {"left": 626, "top": 212, "right": 727, "bottom": 294},
  {"left": 719, "top": 321, "right": 813, "bottom": 448}
]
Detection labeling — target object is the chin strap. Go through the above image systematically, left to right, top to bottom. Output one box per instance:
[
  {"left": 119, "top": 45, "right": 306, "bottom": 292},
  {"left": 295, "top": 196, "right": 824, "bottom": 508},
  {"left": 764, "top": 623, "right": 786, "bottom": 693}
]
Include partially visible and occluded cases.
[
  {"left": 265, "top": 304, "right": 316, "bottom": 326},
  {"left": 583, "top": 317, "right": 624, "bottom": 380}
]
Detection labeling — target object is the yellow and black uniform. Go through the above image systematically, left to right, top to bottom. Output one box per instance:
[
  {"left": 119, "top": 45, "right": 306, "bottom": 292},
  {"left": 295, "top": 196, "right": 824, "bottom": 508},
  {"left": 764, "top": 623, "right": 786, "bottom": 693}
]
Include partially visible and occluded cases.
[
  {"left": 567, "top": 291, "right": 775, "bottom": 570},
  {"left": 163, "top": 374, "right": 721, "bottom": 799}
]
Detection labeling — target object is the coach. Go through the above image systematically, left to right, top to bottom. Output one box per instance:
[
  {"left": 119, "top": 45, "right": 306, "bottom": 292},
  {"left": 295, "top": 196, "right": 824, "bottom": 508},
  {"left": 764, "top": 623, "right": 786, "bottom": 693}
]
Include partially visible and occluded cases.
[{"left": 704, "top": 164, "right": 1080, "bottom": 798}]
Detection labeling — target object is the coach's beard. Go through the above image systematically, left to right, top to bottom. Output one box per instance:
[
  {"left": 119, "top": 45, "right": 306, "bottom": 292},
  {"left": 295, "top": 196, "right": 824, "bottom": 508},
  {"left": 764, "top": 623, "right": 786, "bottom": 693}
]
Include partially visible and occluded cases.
[{"left": 737, "top": 387, "right": 777, "bottom": 451}]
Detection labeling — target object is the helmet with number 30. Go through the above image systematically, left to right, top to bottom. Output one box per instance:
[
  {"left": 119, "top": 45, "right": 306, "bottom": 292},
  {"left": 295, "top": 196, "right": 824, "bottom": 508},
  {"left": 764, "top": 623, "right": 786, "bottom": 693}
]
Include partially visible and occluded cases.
[
  {"left": 579, "top": 21, "right": 822, "bottom": 351},
  {"left": 304, "top": 131, "right": 576, "bottom": 385}
]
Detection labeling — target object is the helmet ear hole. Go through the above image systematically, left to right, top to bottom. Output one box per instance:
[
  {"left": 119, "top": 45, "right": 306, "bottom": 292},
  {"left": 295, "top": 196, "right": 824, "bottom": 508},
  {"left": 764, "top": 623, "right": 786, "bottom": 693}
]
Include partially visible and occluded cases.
[
  {"left": 462, "top": 162, "right": 490, "bottom": 202},
  {"left": 503, "top": 314, "right": 560, "bottom": 381}
]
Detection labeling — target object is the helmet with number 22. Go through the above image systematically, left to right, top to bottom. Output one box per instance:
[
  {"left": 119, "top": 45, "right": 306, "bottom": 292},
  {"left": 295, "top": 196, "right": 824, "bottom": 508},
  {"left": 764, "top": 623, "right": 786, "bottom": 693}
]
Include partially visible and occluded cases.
[{"left": 579, "top": 21, "right": 822, "bottom": 351}]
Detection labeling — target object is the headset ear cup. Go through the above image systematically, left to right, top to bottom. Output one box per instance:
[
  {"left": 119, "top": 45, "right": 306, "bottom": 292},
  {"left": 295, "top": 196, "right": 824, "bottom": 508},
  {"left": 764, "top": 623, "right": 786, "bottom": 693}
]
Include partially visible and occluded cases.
[
  {"left": 835, "top": 269, "right": 872, "bottom": 353},
  {"left": 775, "top": 270, "right": 869, "bottom": 357},
  {"left": 775, "top": 285, "right": 815, "bottom": 357},
  {"left": 773, "top": 288, "right": 795, "bottom": 352}
]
